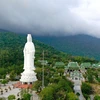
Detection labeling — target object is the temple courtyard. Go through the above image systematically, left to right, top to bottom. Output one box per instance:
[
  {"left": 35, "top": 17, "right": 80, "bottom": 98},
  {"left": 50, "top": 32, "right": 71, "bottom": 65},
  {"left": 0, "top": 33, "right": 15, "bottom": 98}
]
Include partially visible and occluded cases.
[{"left": 0, "top": 81, "right": 39, "bottom": 100}]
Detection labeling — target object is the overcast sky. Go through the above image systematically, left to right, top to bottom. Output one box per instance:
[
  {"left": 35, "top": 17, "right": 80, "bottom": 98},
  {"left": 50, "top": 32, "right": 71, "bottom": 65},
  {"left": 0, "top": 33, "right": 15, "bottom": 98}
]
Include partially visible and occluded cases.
[{"left": 0, "top": 0, "right": 100, "bottom": 37}]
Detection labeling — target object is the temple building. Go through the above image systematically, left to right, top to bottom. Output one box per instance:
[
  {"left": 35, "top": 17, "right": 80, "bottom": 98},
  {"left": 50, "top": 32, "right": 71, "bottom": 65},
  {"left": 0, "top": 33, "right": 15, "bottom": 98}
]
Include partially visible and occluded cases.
[
  {"left": 20, "top": 34, "right": 37, "bottom": 85},
  {"left": 54, "top": 62, "right": 65, "bottom": 68},
  {"left": 65, "top": 62, "right": 80, "bottom": 73},
  {"left": 65, "top": 62, "right": 85, "bottom": 81},
  {"left": 80, "top": 62, "right": 91, "bottom": 69},
  {"left": 92, "top": 62, "right": 100, "bottom": 69},
  {"left": 70, "top": 70, "right": 85, "bottom": 81}
]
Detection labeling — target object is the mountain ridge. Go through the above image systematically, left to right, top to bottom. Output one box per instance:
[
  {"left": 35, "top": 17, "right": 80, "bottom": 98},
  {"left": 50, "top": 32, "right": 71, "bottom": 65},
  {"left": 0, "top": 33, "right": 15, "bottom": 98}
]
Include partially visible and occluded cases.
[{"left": 33, "top": 34, "right": 100, "bottom": 60}]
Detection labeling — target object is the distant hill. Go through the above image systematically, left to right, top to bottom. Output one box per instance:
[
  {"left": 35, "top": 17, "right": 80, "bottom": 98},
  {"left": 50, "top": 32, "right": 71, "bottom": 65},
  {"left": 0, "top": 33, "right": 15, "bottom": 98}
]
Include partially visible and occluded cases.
[{"left": 34, "top": 34, "right": 100, "bottom": 60}]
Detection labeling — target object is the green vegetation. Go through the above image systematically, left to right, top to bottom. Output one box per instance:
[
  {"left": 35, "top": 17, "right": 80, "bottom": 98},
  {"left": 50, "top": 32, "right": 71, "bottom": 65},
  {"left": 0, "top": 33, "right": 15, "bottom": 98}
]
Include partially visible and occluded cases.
[
  {"left": 0, "top": 32, "right": 65, "bottom": 79},
  {"left": 33, "top": 65, "right": 76, "bottom": 100},
  {"left": 85, "top": 68, "right": 100, "bottom": 83},
  {"left": 1, "top": 79, "right": 8, "bottom": 86},
  {"left": 39, "top": 79, "right": 76, "bottom": 100},
  {"left": 81, "top": 82, "right": 93, "bottom": 99},
  {"left": 20, "top": 89, "right": 31, "bottom": 100},
  {"left": 67, "top": 92, "right": 78, "bottom": 100},
  {"left": 23, "top": 93, "right": 31, "bottom": 100},
  {"left": 8, "top": 95, "right": 16, "bottom": 100},
  {"left": 94, "top": 95, "right": 100, "bottom": 100}
]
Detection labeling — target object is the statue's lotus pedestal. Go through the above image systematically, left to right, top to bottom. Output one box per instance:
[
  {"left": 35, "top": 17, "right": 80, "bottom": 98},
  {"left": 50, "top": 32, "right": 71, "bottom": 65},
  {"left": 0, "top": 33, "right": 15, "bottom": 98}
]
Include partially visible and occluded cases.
[{"left": 20, "top": 70, "right": 37, "bottom": 84}]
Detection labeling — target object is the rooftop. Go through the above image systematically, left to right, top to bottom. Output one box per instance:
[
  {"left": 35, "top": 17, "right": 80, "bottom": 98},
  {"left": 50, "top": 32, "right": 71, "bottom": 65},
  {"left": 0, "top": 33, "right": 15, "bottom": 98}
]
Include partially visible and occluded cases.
[
  {"left": 55, "top": 62, "right": 65, "bottom": 66},
  {"left": 67, "top": 62, "right": 80, "bottom": 70},
  {"left": 80, "top": 62, "right": 91, "bottom": 68},
  {"left": 92, "top": 63, "right": 100, "bottom": 68}
]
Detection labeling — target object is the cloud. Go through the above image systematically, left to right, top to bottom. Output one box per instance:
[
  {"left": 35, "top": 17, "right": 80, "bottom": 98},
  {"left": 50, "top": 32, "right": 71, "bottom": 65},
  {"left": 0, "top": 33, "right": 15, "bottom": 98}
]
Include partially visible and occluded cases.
[{"left": 0, "top": 0, "right": 100, "bottom": 37}]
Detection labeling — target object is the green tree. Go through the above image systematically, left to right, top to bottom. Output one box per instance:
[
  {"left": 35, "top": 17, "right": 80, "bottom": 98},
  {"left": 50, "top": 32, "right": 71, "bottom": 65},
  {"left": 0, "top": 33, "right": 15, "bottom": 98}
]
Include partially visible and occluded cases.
[
  {"left": 35, "top": 68, "right": 42, "bottom": 80},
  {"left": 57, "top": 68, "right": 64, "bottom": 76},
  {"left": 10, "top": 70, "right": 16, "bottom": 81},
  {"left": 87, "top": 73, "right": 94, "bottom": 83},
  {"left": 1, "top": 79, "right": 8, "bottom": 86},
  {"left": 58, "top": 79, "right": 73, "bottom": 92},
  {"left": 32, "top": 80, "right": 42, "bottom": 92},
  {"left": 81, "top": 82, "right": 93, "bottom": 95},
  {"left": 81, "top": 82, "right": 93, "bottom": 99},
  {"left": 40, "top": 86, "right": 54, "bottom": 100},
  {"left": 55, "top": 90, "right": 67, "bottom": 100},
  {"left": 67, "top": 92, "right": 78, "bottom": 100},
  {"left": 23, "top": 93, "right": 31, "bottom": 100},
  {"left": 8, "top": 95, "right": 15, "bottom": 100},
  {"left": 94, "top": 95, "right": 100, "bottom": 100}
]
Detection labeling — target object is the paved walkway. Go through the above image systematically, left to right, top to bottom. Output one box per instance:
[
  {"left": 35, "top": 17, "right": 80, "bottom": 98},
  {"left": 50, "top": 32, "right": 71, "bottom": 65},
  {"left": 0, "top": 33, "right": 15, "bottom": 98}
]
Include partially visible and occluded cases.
[
  {"left": 73, "top": 80, "right": 85, "bottom": 100},
  {"left": 0, "top": 81, "right": 39, "bottom": 100},
  {"left": 0, "top": 81, "right": 20, "bottom": 99},
  {"left": 0, "top": 88, "right": 20, "bottom": 99}
]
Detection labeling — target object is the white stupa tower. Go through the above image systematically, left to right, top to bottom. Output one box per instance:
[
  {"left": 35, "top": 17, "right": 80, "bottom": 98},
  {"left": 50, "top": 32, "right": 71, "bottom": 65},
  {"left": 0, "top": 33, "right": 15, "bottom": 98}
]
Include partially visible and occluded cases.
[{"left": 20, "top": 34, "right": 37, "bottom": 84}]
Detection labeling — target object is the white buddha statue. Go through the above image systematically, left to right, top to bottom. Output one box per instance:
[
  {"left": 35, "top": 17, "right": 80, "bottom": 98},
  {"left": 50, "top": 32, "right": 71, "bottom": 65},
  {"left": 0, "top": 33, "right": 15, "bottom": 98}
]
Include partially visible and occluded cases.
[
  {"left": 20, "top": 34, "right": 37, "bottom": 84},
  {"left": 23, "top": 34, "right": 35, "bottom": 70}
]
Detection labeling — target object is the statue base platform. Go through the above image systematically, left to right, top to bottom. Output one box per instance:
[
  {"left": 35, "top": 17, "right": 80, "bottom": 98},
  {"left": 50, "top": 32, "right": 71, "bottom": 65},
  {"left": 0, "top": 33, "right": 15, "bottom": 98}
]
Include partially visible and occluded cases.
[
  {"left": 20, "top": 70, "right": 37, "bottom": 83},
  {"left": 13, "top": 81, "right": 33, "bottom": 89}
]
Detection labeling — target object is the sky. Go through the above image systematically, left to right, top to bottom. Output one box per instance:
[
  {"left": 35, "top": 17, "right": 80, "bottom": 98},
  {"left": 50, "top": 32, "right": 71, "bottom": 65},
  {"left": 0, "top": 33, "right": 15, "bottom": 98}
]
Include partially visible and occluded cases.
[{"left": 0, "top": 0, "right": 100, "bottom": 37}]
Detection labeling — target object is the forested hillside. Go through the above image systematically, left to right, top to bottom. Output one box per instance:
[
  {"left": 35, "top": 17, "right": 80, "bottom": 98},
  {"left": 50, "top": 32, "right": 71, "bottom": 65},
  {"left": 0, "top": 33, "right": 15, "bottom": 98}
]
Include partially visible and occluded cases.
[
  {"left": 0, "top": 32, "right": 97, "bottom": 78},
  {"left": 0, "top": 32, "right": 63, "bottom": 67},
  {"left": 0, "top": 32, "right": 97, "bottom": 67},
  {"left": 0, "top": 32, "right": 66, "bottom": 78},
  {"left": 34, "top": 34, "right": 100, "bottom": 60}
]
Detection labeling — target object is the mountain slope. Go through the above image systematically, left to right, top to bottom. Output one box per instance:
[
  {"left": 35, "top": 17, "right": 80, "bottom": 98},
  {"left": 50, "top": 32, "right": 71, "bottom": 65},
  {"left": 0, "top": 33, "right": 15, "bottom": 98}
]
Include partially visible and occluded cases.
[
  {"left": 0, "top": 32, "right": 67, "bottom": 67},
  {"left": 0, "top": 32, "right": 97, "bottom": 68},
  {"left": 34, "top": 34, "right": 100, "bottom": 60}
]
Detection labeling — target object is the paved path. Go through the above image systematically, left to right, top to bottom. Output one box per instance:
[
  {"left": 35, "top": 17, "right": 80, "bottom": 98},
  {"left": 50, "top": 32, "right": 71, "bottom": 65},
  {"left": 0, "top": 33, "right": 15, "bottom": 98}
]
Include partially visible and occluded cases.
[
  {"left": 73, "top": 80, "right": 85, "bottom": 100},
  {"left": 0, "top": 81, "right": 39, "bottom": 100},
  {"left": 0, "top": 81, "right": 20, "bottom": 99},
  {"left": 0, "top": 88, "right": 20, "bottom": 99},
  {"left": 0, "top": 88, "right": 39, "bottom": 100}
]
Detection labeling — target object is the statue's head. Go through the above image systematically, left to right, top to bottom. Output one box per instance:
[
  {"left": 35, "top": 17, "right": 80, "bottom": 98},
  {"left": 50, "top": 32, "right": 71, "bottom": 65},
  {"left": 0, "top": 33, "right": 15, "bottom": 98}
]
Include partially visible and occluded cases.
[{"left": 27, "top": 34, "right": 32, "bottom": 42}]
